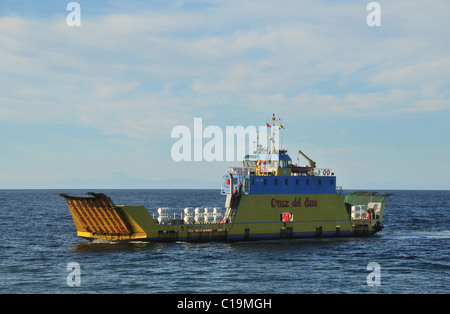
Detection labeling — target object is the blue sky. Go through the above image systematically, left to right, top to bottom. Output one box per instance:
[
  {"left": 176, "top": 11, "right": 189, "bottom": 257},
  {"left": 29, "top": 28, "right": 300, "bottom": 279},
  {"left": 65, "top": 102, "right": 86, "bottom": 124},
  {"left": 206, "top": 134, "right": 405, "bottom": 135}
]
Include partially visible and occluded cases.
[{"left": 0, "top": 0, "right": 449, "bottom": 189}]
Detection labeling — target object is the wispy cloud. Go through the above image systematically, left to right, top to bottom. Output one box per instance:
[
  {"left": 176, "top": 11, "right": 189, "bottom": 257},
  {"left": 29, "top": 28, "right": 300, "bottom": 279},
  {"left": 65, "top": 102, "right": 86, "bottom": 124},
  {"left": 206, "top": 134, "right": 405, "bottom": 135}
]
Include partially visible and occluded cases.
[{"left": 1, "top": 1, "right": 449, "bottom": 139}]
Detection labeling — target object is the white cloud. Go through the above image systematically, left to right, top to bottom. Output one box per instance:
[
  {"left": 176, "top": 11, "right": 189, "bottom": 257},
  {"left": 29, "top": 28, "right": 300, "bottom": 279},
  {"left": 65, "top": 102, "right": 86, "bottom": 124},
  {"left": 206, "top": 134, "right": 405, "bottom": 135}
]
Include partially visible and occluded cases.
[{"left": 92, "top": 82, "right": 140, "bottom": 99}]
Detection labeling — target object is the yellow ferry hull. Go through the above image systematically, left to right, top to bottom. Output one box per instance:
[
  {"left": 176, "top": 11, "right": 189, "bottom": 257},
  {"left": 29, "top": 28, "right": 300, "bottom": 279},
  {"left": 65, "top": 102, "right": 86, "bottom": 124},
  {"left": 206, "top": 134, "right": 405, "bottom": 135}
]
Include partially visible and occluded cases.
[{"left": 61, "top": 192, "right": 386, "bottom": 242}]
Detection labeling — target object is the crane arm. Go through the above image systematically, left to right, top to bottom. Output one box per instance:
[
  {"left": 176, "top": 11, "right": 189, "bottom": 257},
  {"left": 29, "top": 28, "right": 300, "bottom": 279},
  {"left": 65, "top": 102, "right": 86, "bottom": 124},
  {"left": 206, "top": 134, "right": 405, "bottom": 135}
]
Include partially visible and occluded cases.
[{"left": 298, "top": 149, "right": 316, "bottom": 169}]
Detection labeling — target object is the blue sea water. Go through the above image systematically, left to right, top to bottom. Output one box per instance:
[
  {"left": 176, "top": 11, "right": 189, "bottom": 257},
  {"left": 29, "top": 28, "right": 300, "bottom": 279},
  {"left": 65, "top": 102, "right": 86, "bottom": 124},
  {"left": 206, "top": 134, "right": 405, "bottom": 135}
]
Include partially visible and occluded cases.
[{"left": 0, "top": 189, "right": 448, "bottom": 294}]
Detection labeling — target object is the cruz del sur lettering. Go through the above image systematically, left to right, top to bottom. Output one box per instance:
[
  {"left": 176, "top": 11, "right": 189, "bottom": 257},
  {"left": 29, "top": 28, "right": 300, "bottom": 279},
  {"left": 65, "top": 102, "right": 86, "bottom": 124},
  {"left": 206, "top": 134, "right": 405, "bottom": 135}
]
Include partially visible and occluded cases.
[{"left": 270, "top": 197, "right": 319, "bottom": 208}]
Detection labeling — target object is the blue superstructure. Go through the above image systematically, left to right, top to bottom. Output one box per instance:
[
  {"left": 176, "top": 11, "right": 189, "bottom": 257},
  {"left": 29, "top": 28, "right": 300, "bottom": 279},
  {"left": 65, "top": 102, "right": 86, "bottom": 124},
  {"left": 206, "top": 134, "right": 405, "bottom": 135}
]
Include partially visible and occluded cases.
[{"left": 222, "top": 151, "right": 338, "bottom": 195}]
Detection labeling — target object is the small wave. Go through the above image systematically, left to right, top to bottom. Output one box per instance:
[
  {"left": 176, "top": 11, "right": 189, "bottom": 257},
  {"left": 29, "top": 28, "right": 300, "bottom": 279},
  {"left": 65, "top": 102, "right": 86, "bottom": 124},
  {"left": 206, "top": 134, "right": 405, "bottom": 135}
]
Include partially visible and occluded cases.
[
  {"left": 387, "top": 230, "right": 450, "bottom": 240},
  {"left": 92, "top": 239, "right": 120, "bottom": 244}
]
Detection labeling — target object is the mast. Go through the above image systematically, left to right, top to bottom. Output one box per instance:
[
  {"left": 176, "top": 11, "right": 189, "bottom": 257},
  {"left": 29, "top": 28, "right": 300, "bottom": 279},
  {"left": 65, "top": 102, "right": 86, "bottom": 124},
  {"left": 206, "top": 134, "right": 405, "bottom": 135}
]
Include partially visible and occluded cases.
[{"left": 266, "top": 113, "right": 282, "bottom": 154}]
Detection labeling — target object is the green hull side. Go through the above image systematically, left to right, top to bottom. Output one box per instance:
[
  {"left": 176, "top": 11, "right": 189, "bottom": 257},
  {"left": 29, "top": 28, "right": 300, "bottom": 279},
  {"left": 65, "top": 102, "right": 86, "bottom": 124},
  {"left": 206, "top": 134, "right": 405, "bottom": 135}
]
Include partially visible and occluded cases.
[
  {"left": 67, "top": 193, "right": 387, "bottom": 242},
  {"left": 229, "top": 194, "right": 353, "bottom": 237}
]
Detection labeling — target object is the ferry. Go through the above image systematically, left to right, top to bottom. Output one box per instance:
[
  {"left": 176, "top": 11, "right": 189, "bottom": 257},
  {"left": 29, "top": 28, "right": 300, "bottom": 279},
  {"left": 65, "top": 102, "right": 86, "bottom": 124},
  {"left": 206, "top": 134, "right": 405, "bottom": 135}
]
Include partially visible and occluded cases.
[{"left": 60, "top": 114, "right": 390, "bottom": 242}]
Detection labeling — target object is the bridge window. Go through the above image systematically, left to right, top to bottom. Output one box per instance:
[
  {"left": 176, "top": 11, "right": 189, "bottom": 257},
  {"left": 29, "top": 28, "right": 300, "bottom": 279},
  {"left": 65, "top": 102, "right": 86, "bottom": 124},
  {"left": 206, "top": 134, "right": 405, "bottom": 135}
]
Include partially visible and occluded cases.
[
  {"left": 244, "top": 160, "right": 258, "bottom": 167},
  {"left": 274, "top": 179, "right": 278, "bottom": 185},
  {"left": 285, "top": 179, "right": 289, "bottom": 185}
]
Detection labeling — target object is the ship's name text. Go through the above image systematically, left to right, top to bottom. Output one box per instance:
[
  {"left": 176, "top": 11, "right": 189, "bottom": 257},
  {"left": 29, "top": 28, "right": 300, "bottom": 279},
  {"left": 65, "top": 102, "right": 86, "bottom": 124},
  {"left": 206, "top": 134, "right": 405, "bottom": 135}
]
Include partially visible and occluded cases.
[{"left": 271, "top": 197, "right": 318, "bottom": 208}]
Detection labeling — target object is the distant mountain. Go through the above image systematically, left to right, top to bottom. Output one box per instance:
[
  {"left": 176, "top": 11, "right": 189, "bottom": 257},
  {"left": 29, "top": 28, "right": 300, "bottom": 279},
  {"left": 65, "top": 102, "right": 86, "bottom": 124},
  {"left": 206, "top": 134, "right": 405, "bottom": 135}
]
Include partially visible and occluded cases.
[{"left": 51, "top": 172, "right": 220, "bottom": 189}]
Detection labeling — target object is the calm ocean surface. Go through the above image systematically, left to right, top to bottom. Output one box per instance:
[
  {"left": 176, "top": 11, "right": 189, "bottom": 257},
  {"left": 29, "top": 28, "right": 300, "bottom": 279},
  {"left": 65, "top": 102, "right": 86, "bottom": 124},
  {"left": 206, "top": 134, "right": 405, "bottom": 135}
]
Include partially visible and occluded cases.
[{"left": 0, "top": 189, "right": 448, "bottom": 294}]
